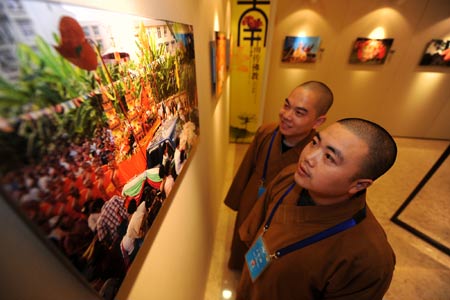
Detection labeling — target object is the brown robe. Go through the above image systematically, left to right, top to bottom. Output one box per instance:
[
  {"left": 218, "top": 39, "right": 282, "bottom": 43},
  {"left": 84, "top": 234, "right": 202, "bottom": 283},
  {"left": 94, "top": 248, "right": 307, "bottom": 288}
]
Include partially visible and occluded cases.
[
  {"left": 224, "top": 123, "right": 315, "bottom": 270},
  {"left": 237, "top": 165, "right": 395, "bottom": 300}
]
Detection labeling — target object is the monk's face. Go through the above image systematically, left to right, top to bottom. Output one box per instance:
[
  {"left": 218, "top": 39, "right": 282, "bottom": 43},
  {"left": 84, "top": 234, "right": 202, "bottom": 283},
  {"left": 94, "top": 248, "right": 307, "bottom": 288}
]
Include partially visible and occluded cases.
[
  {"left": 278, "top": 86, "right": 325, "bottom": 144},
  {"left": 294, "top": 123, "right": 371, "bottom": 205}
]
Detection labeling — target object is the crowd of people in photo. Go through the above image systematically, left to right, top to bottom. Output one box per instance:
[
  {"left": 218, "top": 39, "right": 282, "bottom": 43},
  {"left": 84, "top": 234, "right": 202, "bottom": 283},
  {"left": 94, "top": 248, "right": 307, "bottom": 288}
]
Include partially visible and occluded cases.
[
  {"left": 0, "top": 92, "right": 195, "bottom": 298},
  {"left": 2, "top": 126, "right": 118, "bottom": 225}
]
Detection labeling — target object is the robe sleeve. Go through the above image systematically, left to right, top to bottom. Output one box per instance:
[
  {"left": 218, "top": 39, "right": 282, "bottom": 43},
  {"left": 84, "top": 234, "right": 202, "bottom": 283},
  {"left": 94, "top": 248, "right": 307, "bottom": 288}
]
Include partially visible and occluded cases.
[
  {"left": 223, "top": 126, "right": 264, "bottom": 211},
  {"left": 238, "top": 164, "right": 299, "bottom": 247},
  {"left": 238, "top": 188, "right": 269, "bottom": 246},
  {"left": 322, "top": 238, "right": 395, "bottom": 300},
  {"left": 322, "top": 265, "right": 394, "bottom": 300}
]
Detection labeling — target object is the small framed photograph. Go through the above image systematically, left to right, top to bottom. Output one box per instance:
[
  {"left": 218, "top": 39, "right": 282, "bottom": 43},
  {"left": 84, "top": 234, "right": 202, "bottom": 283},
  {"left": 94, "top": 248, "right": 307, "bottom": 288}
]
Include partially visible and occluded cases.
[
  {"left": 281, "top": 36, "right": 321, "bottom": 63},
  {"left": 349, "top": 37, "right": 394, "bottom": 65},
  {"left": 419, "top": 39, "right": 450, "bottom": 67}
]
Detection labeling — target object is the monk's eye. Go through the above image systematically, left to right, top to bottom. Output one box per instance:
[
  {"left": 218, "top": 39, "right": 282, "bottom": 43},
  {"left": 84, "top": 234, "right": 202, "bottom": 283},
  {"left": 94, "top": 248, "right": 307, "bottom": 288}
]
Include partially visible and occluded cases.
[{"left": 325, "top": 153, "right": 336, "bottom": 164}]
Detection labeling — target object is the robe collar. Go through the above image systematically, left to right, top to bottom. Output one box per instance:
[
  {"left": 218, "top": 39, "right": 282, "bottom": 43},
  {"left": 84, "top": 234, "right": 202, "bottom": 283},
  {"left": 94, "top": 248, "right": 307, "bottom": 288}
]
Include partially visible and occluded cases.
[{"left": 271, "top": 184, "right": 367, "bottom": 225}]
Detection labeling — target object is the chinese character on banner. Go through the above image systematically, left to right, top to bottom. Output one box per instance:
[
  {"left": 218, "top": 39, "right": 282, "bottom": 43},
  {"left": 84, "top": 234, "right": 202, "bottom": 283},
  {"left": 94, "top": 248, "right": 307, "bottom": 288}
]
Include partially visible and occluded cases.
[{"left": 230, "top": 0, "right": 270, "bottom": 143}]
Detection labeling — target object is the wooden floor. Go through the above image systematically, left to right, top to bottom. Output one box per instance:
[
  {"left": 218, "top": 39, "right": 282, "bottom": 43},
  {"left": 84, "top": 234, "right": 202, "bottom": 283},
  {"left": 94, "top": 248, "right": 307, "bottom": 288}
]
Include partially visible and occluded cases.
[{"left": 204, "top": 137, "right": 450, "bottom": 300}]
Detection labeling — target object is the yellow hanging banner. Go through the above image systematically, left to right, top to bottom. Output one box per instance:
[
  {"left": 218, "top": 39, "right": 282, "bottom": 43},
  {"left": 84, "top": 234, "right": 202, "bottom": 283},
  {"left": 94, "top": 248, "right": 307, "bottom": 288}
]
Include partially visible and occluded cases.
[{"left": 230, "top": 0, "right": 271, "bottom": 143}]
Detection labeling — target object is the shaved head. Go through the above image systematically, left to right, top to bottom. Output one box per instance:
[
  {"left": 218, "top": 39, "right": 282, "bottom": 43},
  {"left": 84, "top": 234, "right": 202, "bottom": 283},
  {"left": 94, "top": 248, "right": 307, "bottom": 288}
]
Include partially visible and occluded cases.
[
  {"left": 297, "top": 81, "right": 334, "bottom": 116},
  {"left": 337, "top": 118, "right": 397, "bottom": 180}
]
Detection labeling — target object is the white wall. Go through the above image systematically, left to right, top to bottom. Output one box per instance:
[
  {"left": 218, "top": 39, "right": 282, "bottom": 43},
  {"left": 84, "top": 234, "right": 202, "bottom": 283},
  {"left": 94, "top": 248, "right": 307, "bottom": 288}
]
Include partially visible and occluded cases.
[
  {"left": 0, "top": 0, "right": 230, "bottom": 300},
  {"left": 263, "top": 0, "right": 450, "bottom": 139}
]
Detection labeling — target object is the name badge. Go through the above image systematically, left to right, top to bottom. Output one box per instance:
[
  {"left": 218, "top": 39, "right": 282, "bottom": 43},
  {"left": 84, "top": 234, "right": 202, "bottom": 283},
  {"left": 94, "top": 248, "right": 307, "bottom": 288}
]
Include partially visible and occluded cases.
[
  {"left": 257, "top": 185, "right": 266, "bottom": 199},
  {"left": 245, "top": 236, "right": 271, "bottom": 282}
]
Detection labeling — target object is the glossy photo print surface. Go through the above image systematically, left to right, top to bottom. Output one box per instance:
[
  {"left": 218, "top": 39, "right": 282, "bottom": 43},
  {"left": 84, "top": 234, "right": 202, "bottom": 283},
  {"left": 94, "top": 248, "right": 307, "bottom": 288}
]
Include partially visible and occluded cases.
[
  {"left": 0, "top": 1, "right": 199, "bottom": 299},
  {"left": 214, "top": 31, "right": 227, "bottom": 97},
  {"left": 281, "top": 36, "right": 321, "bottom": 63},
  {"left": 349, "top": 37, "right": 394, "bottom": 65},
  {"left": 419, "top": 39, "right": 450, "bottom": 67}
]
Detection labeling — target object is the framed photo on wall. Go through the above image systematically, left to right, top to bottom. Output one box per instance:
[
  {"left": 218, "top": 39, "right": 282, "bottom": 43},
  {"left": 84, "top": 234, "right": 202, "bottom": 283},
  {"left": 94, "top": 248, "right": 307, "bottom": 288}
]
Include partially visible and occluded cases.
[
  {"left": 0, "top": 1, "right": 199, "bottom": 299},
  {"left": 210, "top": 31, "right": 227, "bottom": 97},
  {"left": 215, "top": 31, "right": 227, "bottom": 97},
  {"left": 281, "top": 36, "right": 321, "bottom": 63},
  {"left": 349, "top": 37, "right": 394, "bottom": 65},
  {"left": 419, "top": 39, "right": 450, "bottom": 67}
]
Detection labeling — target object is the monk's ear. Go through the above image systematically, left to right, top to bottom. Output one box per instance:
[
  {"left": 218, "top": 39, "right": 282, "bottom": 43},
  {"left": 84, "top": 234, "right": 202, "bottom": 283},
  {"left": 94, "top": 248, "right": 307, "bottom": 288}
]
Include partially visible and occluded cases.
[
  {"left": 312, "top": 115, "right": 326, "bottom": 129},
  {"left": 349, "top": 179, "right": 373, "bottom": 195}
]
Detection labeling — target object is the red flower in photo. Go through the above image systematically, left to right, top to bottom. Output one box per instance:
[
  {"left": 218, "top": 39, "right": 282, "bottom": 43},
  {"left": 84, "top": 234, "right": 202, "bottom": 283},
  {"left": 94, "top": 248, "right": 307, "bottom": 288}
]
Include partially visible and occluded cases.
[
  {"left": 54, "top": 16, "right": 98, "bottom": 71},
  {"left": 356, "top": 39, "right": 387, "bottom": 62}
]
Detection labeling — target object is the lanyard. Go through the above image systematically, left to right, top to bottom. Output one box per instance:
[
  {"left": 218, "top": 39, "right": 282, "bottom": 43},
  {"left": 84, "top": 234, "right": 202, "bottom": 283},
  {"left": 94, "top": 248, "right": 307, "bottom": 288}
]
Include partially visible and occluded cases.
[
  {"left": 261, "top": 128, "right": 278, "bottom": 185},
  {"left": 263, "top": 183, "right": 366, "bottom": 259}
]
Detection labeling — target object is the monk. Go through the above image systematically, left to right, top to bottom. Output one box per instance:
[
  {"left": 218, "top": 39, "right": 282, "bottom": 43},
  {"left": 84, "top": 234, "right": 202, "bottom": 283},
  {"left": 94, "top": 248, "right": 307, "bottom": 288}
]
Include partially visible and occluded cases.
[
  {"left": 224, "top": 81, "right": 334, "bottom": 270},
  {"left": 237, "top": 118, "right": 397, "bottom": 300}
]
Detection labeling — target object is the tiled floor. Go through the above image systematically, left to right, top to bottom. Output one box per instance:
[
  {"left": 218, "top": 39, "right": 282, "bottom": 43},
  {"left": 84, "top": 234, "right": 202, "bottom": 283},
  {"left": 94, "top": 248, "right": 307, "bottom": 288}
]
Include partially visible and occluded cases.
[{"left": 204, "top": 137, "right": 450, "bottom": 300}]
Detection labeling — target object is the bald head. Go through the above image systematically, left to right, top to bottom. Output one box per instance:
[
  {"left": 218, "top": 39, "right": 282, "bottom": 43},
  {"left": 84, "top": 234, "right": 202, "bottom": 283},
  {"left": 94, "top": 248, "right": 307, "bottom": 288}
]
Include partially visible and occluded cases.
[
  {"left": 297, "top": 81, "right": 334, "bottom": 116},
  {"left": 337, "top": 118, "right": 397, "bottom": 181}
]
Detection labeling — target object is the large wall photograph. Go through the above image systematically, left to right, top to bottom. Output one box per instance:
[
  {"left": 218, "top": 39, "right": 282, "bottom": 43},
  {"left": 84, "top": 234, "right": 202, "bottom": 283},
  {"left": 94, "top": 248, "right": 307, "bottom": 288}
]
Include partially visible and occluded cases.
[{"left": 0, "top": 1, "right": 199, "bottom": 299}]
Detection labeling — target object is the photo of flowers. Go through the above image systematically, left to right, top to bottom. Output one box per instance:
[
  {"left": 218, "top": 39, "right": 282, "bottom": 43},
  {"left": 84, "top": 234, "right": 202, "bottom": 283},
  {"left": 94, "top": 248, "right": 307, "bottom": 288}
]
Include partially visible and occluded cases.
[
  {"left": 0, "top": 1, "right": 199, "bottom": 299},
  {"left": 281, "top": 36, "right": 321, "bottom": 63},
  {"left": 349, "top": 37, "right": 394, "bottom": 65},
  {"left": 419, "top": 39, "right": 450, "bottom": 67}
]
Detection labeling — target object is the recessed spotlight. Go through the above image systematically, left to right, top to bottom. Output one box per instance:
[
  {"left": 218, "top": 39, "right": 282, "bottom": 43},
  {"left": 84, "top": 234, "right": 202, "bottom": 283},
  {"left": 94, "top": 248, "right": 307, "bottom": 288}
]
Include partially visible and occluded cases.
[{"left": 222, "top": 289, "right": 233, "bottom": 299}]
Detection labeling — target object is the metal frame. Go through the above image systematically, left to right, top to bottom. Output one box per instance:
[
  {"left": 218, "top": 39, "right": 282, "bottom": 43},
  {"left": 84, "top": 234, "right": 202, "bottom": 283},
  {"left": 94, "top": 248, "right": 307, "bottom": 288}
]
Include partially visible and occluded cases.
[{"left": 391, "top": 144, "right": 450, "bottom": 256}]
